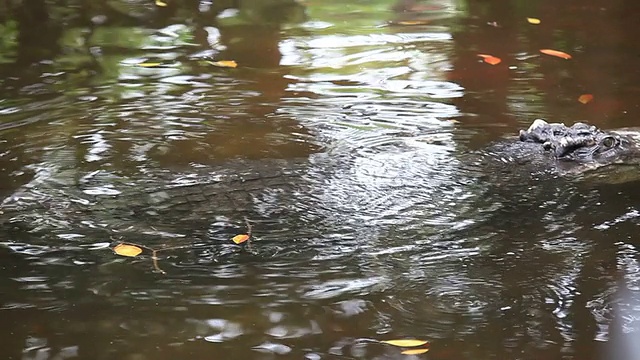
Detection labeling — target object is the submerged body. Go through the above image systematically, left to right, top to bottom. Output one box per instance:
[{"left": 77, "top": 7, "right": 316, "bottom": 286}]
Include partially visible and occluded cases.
[{"left": 1, "top": 119, "right": 640, "bottom": 231}]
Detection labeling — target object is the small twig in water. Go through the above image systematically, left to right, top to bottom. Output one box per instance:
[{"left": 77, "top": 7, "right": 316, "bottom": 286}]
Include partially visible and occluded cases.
[
  {"left": 244, "top": 216, "right": 254, "bottom": 252},
  {"left": 110, "top": 236, "right": 191, "bottom": 275},
  {"left": 151, "top": 249, "right": 165, "bottom": 274}
]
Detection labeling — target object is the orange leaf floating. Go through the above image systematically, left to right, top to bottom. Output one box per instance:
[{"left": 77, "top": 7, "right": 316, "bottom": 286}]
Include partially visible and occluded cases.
[
  {"left": 527, "top": 17, "right": 541, "bottom": 24},
  {"left": 540, "top": 49, "right": 572, "bottom": 59},
  {"left": 478, "top": 54, "right": 502, "bottom": 65},
  {"left": 208, "top": 60, "right": 238, "bottom": 68},
  {"left": 578, "top": 94, "right": 594, "bottom": 104},
  {"left": 232, "top": 234, "right": 250, "bottom": 244},
  {"left": 113, "top": 243, "right": 143, "bottom": 257},
  {"left": 381, "top": 339, "right": 429, "bottom": 347},
  {"left": 401, "top": 348, "right": 430, "bottom": 355}
]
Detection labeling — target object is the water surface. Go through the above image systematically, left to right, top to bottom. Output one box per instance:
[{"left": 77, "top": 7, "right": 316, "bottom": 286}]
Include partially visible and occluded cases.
[{"left": 2, "top": 1, "right": 640, "bottom": 359}]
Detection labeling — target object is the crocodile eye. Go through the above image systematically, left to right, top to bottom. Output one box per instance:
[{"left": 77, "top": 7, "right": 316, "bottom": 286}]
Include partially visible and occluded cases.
[{"left": 602, "top": 136, "right": 617, "bottom": 148}]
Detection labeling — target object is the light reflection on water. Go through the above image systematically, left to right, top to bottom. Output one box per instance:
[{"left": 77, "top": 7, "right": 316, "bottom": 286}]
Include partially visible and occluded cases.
[{"left": 2, "top": 1, "right": 640, "bottom": 359}]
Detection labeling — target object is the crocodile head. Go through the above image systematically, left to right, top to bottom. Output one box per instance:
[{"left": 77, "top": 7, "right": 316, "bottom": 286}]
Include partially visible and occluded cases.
[{"left": 518, "top": 119, "right": 640, "bottom": 175}]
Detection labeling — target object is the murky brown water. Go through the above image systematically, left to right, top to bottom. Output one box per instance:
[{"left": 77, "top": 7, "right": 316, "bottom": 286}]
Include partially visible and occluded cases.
[{"left": 2, "top": 1, "right": 640, "bottom": 359}]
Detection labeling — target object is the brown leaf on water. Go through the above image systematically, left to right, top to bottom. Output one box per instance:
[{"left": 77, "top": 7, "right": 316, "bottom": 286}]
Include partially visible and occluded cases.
[
  {"left": 527, "top": 17, "right": 541, "bottom": 24},
  {"left": 540, "top": 49, "right": 572, "bottom": 59},
  {"left": 477, "top": 54, "right": 502, "bottom": 65},
  {"left": 207, "top": 60, "right": 238, "bottom": 68},
  {"left": 578, "top": 94, "right": 594, "bottom": 104},
  {"left": 232, "top": 234, "right": 250, "bottom": 244},
  {"left": 113, "top": 243, "right": 143, "bottom": 257},
  {"left": 381, "top": 339, "right": 429, "bottom": 347},
  {"left": 401, "top": 348, "right": 430, "bottom": 355}
]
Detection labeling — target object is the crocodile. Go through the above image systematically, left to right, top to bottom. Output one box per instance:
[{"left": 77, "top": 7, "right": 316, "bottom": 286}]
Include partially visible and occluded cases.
[
  {"left": 1, "top": 119, "right": 639, "bottom": 235},
  {"left": 516, "top": 119, "right": 640, "bottom": 174}
]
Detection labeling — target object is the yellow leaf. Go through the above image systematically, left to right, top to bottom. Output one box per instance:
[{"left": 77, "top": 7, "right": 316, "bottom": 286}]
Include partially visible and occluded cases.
[
  {"left": 155, "top": 0, "right": 167, "bottom": 7},
  {"left": 527, "top": 17, "right": 541, "bottom": 25},
  {"left": 396, "top": 20, "right": 430, "bottom": 26},
  {"left": 540, "top": 49, "right": 572, "bottom": 60},
  {"left": 208, "top": 60, "right": 238, "bottom": 68},
  {"left": 137, "top": 62, "right": 162, "bottom": 68},
  {"left": 578, "top": 94, "right": 594, "bottom": 104},
  {"left": 232, "top": 234, "right": 250, "bottom": 244},
  {"left": 113, "top": 243, "right": 143, "bottom": 257},
  {"left": 381, "top": 339, "right": 429, "bottom": 347},
  {"left": 401, "top": 348, "right": 430, "bottom": 355}
]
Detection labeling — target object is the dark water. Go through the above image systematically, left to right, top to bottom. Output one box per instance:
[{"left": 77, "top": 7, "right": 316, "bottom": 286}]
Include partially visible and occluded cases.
[{"left": 2, "top": 1, "right": 640, "bottom": 359}]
